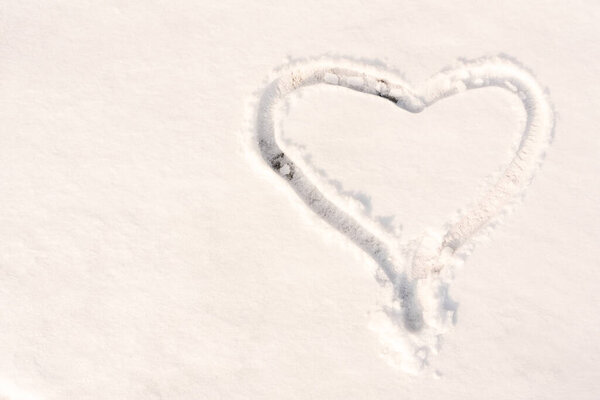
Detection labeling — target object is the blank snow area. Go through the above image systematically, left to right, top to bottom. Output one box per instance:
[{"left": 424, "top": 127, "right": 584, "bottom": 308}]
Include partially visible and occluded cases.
[{"left": 281, "top": 85, "right": 524, "bottom": 239}]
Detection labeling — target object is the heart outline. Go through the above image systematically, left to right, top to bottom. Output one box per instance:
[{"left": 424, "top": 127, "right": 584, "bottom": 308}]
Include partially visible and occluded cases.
[{"left": 250, "top": 55, "right": 554, "bottom": 366}]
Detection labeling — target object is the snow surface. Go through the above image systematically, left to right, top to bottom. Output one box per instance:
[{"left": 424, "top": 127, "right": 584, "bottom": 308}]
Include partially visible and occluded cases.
[{"left": 1, "top": 1, "right": 599, "bottom": 399}]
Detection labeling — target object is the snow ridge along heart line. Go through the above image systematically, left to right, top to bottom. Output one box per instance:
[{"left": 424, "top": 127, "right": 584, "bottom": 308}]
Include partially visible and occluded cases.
[{"left": 248, "top": 55, "right": 554, "bottom": 372}]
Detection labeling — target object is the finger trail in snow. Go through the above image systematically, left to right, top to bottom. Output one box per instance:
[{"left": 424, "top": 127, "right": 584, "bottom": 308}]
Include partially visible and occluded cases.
[{"left": 248, "top": 55, "right": 554, "bottom": 373}]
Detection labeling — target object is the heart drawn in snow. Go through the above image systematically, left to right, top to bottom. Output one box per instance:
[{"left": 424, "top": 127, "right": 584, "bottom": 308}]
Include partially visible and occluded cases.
[{"left": 250, "top": 55, "right": 554, "bottom": 372}]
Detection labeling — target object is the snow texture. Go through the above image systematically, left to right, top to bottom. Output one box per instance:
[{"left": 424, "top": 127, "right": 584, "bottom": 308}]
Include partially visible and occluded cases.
[{"left": 1, "top": 1, "right": 600, "bottom": 399}]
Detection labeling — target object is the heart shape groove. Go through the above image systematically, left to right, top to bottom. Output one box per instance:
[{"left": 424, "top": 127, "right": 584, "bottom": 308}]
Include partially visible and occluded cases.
[{"left": 250, "top": 55, "right": 553, "bottom": 369}]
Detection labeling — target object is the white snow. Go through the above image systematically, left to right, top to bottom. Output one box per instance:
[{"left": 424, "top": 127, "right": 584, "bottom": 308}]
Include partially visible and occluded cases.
[{"left": 1, "top": 1, "right": 599, "bottom": 399}]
